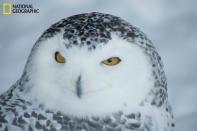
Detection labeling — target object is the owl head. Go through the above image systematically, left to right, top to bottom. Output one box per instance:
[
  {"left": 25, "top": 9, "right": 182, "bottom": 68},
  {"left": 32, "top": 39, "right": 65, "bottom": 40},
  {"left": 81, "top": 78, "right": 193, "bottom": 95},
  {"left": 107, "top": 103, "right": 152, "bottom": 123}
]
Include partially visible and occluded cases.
[{"left": 19, "top": 12, "right": 167, "bottom": 117}]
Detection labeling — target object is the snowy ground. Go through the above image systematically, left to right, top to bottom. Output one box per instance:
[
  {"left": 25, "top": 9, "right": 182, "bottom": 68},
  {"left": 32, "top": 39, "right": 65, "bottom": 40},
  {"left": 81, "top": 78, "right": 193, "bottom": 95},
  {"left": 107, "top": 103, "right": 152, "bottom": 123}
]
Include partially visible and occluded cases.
[{"left": 0, "top": 0, "right": 197, "bottom": 130}]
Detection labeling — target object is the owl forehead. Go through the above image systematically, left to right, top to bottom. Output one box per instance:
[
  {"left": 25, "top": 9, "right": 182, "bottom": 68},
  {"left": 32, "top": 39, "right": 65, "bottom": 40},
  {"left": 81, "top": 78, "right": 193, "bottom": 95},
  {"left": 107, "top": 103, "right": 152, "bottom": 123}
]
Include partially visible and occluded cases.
[
  {"left": 39, "top": 12, "right": 147, "bottom": 50},
  {"left": 62, "top": 35, "right": 133, "bottom": 57}
]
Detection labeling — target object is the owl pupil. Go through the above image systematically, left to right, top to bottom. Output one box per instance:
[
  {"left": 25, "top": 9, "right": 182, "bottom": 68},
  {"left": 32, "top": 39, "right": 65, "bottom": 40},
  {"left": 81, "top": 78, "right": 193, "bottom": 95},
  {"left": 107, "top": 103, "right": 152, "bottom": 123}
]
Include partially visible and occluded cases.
[{"left": 107, "top": 58, "right": 112, "bottom": 63}]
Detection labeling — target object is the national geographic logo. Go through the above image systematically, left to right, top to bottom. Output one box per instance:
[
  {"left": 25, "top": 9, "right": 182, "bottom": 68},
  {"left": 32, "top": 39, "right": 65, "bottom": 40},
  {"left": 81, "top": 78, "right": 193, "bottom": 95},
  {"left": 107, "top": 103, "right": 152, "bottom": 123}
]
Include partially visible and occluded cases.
[
  {"left": 2, "top": 3, "right": 39, "bottom": 14},
  {"left": 3, "top": 3, "right": 11, "bottom": 14}
]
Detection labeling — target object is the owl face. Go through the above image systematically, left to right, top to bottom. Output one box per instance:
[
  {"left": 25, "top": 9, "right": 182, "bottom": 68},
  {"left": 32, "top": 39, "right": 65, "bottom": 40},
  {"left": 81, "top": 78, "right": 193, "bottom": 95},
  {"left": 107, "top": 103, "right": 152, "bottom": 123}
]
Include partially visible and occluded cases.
[{"left": 27, "top": 33, "right": 154, "bottom": 117}]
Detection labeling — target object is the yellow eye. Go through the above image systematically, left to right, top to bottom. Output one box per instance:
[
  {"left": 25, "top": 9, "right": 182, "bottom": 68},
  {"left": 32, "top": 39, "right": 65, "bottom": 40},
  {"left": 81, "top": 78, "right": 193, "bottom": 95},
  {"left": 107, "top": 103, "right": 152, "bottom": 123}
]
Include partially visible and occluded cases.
[
  {"left": 55, "top": 52, "right": 65, "bottom": 63},
  {"left": 102, "top": 57, "right": 121, "bottom": 66}
]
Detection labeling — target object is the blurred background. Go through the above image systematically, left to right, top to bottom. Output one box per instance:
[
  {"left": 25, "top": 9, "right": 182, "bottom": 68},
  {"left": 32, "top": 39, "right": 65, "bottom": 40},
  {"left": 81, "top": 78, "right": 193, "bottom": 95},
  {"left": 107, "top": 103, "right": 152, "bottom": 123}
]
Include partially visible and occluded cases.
[{"left": 0, "top": 0, "right": 197, "bottom": 130}]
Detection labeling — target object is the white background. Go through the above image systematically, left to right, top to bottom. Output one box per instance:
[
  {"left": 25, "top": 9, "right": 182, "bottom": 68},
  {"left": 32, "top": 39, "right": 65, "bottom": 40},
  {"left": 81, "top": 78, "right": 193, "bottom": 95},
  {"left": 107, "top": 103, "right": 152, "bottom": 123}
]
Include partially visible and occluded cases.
[{"left": 0, "top": 0, "right": 197, "bottom": 130}]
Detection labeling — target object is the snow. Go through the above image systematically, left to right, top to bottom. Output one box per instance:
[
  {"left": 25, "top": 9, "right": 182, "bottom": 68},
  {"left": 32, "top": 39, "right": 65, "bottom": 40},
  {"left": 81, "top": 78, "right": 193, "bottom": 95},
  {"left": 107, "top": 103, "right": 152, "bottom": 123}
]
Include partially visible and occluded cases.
[{"left": 0, "top": 0, "right": 197, "bottom": 130}]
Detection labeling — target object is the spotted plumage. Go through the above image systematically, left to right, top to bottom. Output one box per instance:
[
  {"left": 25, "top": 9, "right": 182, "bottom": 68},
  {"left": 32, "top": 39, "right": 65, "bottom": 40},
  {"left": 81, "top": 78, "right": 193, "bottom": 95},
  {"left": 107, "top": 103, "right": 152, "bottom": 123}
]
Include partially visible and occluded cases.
[{"left": 0, "top": 12, "right": 174, "bottom": 131}]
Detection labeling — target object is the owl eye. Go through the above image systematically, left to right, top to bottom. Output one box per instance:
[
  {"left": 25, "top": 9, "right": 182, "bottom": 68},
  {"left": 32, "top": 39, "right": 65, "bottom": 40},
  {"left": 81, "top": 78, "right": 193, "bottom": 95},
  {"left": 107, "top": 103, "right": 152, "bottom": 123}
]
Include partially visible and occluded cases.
[
  {"left": 55, "top": 52, "right": 65, "bottom": 63},
  {"left": 102, "top": 57, "right": 121, "bottom": 66}
]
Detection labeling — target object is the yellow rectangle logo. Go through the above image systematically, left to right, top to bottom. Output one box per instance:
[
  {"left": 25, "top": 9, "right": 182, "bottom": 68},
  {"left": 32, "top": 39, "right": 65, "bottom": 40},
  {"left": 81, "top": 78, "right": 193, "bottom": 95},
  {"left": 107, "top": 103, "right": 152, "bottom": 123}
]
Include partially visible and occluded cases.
[{"left": 3, "top": 3, "right": 11, "bottom": 14}]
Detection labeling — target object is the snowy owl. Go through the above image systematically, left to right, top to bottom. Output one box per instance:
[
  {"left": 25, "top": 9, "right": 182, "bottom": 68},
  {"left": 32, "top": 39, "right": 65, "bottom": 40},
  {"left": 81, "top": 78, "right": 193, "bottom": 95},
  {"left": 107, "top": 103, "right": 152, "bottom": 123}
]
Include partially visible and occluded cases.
[{"left": 0, "top": 12, "right": 174, "bottom": 131}]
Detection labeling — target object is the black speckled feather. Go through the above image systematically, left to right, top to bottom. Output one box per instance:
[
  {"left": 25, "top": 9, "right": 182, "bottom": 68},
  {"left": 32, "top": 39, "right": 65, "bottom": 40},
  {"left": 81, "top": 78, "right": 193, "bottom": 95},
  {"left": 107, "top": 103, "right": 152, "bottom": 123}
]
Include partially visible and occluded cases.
[{"left": 0, "top": 85, "right": 156, "bottom": 131}]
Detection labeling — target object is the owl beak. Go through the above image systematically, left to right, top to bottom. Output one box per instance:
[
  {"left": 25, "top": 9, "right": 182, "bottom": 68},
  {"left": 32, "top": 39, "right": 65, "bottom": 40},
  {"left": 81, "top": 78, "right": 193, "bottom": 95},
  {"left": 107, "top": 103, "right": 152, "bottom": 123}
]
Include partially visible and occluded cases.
[{"left": 76, "top": 75, "right": 82, "bottom": 98}]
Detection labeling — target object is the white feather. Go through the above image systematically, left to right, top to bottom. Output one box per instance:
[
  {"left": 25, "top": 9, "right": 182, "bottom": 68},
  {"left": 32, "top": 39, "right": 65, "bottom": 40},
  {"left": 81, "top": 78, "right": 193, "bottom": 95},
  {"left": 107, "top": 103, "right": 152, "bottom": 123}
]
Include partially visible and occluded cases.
[{"left": 23, "top": 34, "right": 154, "bottom": 118}]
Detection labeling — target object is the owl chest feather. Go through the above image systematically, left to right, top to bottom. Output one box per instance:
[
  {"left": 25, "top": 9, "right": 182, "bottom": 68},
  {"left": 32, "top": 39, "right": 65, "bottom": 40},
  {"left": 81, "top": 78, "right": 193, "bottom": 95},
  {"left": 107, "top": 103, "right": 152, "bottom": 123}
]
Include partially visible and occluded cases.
[{"left": 0, "top": 92, "right": 155, "bottom": 131}]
